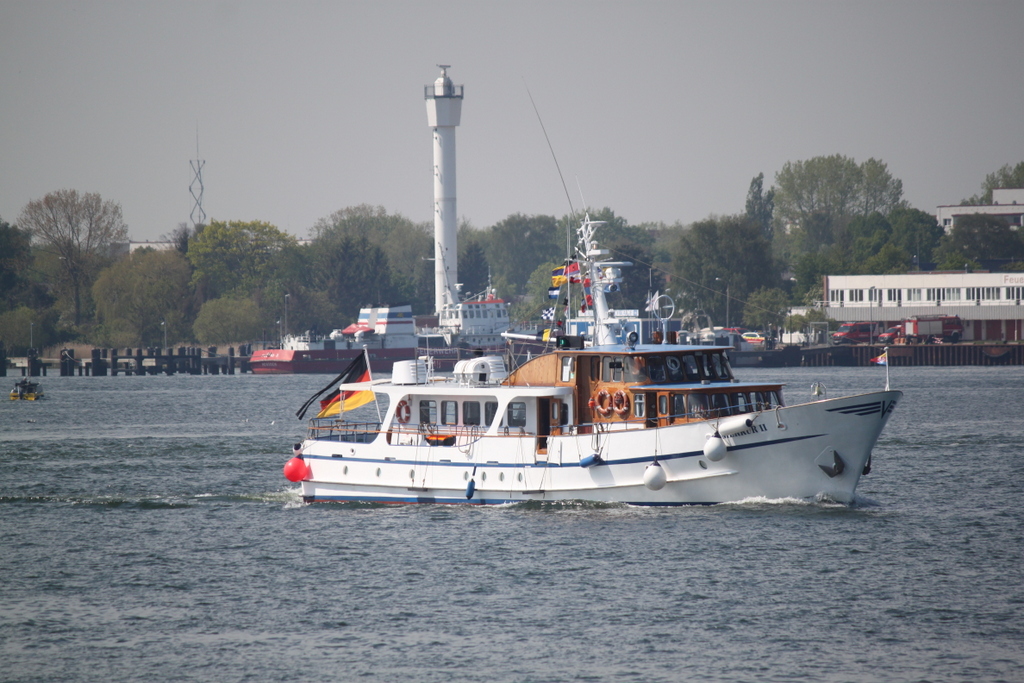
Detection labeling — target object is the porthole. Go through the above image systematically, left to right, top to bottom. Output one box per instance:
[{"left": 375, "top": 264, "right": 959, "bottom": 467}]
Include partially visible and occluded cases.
[
  {"left": 698, "top": 460, "right": 707, "bottom": 470},
  {"left": 343, "top": 465, "right": 349, "bottom": 475},
  {"left": 376, "top": 467, "right": 382, "bottom": 477},
  {"left": 409, "top": 469, "right": 415, "bottom": 480},
  {"left": 464, "top": 471, "right": 469, "bottom": 481},
  {"left": 481, "top": 472, "right": 487, "bottom": 482},
  {"left": 499, "top": 472, "right": 505, "bottom": 482},
  {"left": 517, "top": 472, "right": 523, "bottom": 482}
]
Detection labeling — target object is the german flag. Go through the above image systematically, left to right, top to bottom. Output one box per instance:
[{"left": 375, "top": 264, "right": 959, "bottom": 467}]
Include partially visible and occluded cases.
[
  {"left": 295, "top": 352, "right": 374, "bottom": 420},
  {"left": 316, "top": 354, "right": 373, "bottom": 418}
]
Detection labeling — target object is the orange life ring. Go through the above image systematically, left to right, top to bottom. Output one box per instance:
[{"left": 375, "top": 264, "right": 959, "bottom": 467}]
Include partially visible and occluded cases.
[
  {"left": 593, "top": 390, "right": 613, "bottom": 417},
  {"left": 612, "top": 390, "right": 630, "bottom": 417},
  {"left": 396, "top": 400, "right": 411, "bottom": 423}
]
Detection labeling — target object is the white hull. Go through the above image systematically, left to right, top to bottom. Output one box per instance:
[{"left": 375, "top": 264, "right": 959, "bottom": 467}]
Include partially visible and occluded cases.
[{"left": 297, "top": 391, "right": 900, "bottom": 505}]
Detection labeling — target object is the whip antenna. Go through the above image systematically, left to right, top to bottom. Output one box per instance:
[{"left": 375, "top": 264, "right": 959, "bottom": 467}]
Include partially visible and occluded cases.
[{"left": 524, "top": 82, "right": 577, "bottom": 222}]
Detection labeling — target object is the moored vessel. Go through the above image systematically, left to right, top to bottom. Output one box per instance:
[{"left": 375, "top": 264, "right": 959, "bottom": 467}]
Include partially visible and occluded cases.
[{"left": 249, "top": 304, "right": 418, "bottom": 374}]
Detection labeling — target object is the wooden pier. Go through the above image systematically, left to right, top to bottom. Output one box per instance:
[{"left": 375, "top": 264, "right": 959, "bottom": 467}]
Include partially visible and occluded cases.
[{"left": 3, "top": 345, "right": 253, "bottom": 377}]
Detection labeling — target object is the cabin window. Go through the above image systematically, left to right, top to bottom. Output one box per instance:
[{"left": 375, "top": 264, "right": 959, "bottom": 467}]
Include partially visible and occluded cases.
[
  {"left": 710, "top": 354, "right": 728, "bottom": 380},
  {"left": 665, "top": 355, "right": 683, "bottom": 382},
  {"left": 682, "top": 355, "right": 700, "bottom": 381},
  {"left": 561, "top": 356, "right": 575, "bottom": 382},
  {"left": 589, "top": 356, "right": 600, "bottom": 381},
  {"left": 602, "top": 356, "right": 623, "bottom": 382},
  {"left": 624, "top": 356, "right": 646, "bottom": 382},
  {"left": 646, "top": 356, "right": 666, "bottom": 382},
  {"left": 752, "top": 391, "right": 783, "bottom": 410},
  {"left": 711, "top": 392, "right": 731, "bottom": 417},
  {"left": 733, "top": 392, "right": 750, "bottom": 415},
  {"left": 633, "top": 393, "right": 645, "bottom": 418},
  {"left": 672, "top": 393, "right": 686, "bottom": 417},
  {"left": 658, "top": 394, "right": 668, "bottom": 415},
  {"left": 687, "top": 394, "right": 710, "bottom": 419},
  {"left": 419, "top": 400, "right": 437, "bottom": 424},
  {"left": 441, "top": 400, "right": 458, "bottom": 425},
  {"left": 463, "top": 401, "right": 481, "bottom": 425},
  {"left": 485, "top": 401, "right": 499, "bottom": 426},
  {"left": 507, "top": 402, "right": 527, "bottom": 428}
]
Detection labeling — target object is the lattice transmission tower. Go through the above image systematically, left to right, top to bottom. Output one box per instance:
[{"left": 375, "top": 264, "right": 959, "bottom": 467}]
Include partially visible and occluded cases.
[{"left": 190, "top": 126, "right": 206, "bottom": 229}]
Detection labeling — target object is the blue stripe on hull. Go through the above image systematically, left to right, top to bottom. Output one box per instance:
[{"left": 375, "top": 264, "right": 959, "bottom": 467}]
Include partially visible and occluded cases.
[
  {"left": 304, "top": 432, "right": 825, "bottom": 469},
  {"left": 305, "top": 493, "right": 719, "bottom": 506}
]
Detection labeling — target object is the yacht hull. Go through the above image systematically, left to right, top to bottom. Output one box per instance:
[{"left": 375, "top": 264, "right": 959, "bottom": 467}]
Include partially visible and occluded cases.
[{"left": 297, "top": 390, "right": 900, "bottom": 506}]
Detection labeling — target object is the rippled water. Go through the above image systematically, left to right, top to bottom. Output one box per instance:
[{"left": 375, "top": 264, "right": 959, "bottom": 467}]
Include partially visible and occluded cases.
[{"left": 1, "top": 366, "right": 1022, "bottom": 682}]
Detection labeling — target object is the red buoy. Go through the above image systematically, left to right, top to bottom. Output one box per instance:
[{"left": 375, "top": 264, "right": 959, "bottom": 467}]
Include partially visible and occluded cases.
[{"left": 283, "top": 457, "right": 309, "bottom": 482}]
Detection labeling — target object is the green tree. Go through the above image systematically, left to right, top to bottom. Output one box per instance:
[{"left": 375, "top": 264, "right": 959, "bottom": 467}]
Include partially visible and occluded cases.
[
  {"left": 774, "top": 155, "right": 904, "bottom": 258},
  {"left": 859, "top": 158, "right": 906, "bottom": 216},
  {"left": 965, "top": 161, "right": 1024, "bottom": 204},
  {"left": 745, "top": 173, "right": 775, "bottom": 240},
  {"left": 18, "top": 189, "right": 128, "bottom": 326},
  {"left": 312, "top": 205, "right": 432, "bottom": 312},
  {"left": 889, "top": 207, "right": 943, "bottom": 266},
  {"left": 847, "top": 212, "right": 893, "bottom": 266},
  {"left": 484, "top": 213, "right": 562, "bottom": 298},
  {"left": 934, "top": 214, "right": 1024, "bottom": 263},
  {"left": 672, "top": 215, "right": 779, "bottom": 327},
  {"left": 0, "top": 220, "right": 34, "bottom": 312},
  {"left": 187, "top": 220, "right": 296, "bottom": 301},
  {"left": 458, "top": 227, "right": 491, "bottom": 296},
  {"left": 307, "top": 233, "right": 395, "bottom": 323},
  {"left": 862, "top": 243, "right": 911, "bottom": 274},
  {"left": 92, "top": 249, "right": 194, "bottom": 347},
  {"left": 792, "top": 249, "right": 851, "bottom": 303},
  {"left": 933, "top": 251, "right": 982, "bottom": 272},
  {"left": 742, "top": 287, "right": 790, "bottom": 331},
  {"left": 193, "top": 297, "right": 264, "bottom": 345},
  {"left": 0, "top": 305, "right": 59, "bottom": 354}
]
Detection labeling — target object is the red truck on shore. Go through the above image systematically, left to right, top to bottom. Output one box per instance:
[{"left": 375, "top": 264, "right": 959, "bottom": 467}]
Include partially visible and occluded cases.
[{"left": 878, "top": 315, "right": 964, "bottom": 344}]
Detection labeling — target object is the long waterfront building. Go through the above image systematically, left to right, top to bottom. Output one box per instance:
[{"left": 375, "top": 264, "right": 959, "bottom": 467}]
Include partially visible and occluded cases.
[{"left": 823, "top": 271, "right": 1024, "bottom": 341}]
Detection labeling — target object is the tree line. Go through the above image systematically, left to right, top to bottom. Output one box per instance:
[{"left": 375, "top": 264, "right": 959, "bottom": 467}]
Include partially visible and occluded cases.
[{"left": 2, "top": 159, "right": 1023, "bottom": 354}]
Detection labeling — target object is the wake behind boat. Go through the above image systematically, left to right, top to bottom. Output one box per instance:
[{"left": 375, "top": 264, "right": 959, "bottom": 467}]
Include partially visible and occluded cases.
[{"left": 284, "top": 218, "right": 902, "bottom": 505}]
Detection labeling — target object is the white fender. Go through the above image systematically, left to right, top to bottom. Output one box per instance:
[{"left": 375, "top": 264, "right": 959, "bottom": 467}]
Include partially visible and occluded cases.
[
  {"left": 717, "top": 416, "right": 754, "bottom": 438},
  {"left": 703, "top": 433, "right": 727, "bottom": 462},
  {"left": 643, "top": 462, "right": 667, "bottom": 490}
]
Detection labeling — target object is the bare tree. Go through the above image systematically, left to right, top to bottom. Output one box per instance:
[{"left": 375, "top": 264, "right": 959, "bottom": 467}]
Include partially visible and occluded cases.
[{"left": 19, "top": 189, "right": 128, "bottom": 326}]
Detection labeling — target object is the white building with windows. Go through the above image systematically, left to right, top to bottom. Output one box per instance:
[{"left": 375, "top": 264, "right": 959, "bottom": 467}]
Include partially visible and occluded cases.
[
  {"left": 936, "top": 188, "right": 1024, "bottom": 232},
  {"left": 823, "top": 271, "right": 1024, "bottom": 341}
]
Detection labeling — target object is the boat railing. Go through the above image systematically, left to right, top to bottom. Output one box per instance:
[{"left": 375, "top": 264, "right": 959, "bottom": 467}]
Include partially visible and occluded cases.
[
  {"left": 306, "top": 403, "right": 775, "bottom": 444},
  {"left": 307, "top": 419, "right": 382, "bottom": 443}
]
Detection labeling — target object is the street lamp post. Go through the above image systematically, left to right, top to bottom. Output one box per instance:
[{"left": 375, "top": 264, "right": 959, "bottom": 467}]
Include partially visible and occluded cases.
[
  {"left": 715, "top": 278, "right": 730, "bottom": 329},
  {"left": 284, "top": 293, "right": 290, "bottom": 341},
  {"left": 161, "top": 321, "right": 167, "bottom": 350},
  {"left": 30, "top": 322, "right": 34, "bottom": 350}
]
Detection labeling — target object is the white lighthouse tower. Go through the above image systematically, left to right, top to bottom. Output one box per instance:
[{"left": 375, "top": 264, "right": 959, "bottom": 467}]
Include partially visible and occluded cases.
[{"left": 425, "top": 65, "right": 463, "bottom": 314}]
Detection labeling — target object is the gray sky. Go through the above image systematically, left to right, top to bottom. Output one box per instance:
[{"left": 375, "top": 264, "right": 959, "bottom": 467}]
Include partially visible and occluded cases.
[{"left": 2, "top": 1, "right": 1022, "bottom": 243}]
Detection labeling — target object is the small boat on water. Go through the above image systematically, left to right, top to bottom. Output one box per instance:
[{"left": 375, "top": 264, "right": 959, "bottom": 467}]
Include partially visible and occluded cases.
[
  {"left": 285, "top": 217, "right": 902, "bottom": 505},
  {"left": 10, "top": 379, "right": 44, "bottom": 401}
]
